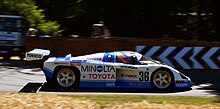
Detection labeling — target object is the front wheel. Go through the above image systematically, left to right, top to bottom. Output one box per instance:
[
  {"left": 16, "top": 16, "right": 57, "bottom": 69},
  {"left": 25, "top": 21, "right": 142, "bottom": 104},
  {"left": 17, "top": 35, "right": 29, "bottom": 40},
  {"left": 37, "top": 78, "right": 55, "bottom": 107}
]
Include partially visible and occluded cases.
[
  {"left": 55, "top": 68, "right": 80, "bottom": 89},
  {"left": 151, "top": 69, "right": 173, "bottom": 89}
]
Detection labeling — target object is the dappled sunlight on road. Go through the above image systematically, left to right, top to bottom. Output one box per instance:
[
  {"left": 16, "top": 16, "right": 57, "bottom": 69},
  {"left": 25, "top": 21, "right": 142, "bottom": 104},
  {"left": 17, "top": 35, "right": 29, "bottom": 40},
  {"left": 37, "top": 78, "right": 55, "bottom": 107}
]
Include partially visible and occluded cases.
[
  {"left": 0, "top": 56, "right": 23, "bottom": 60},
  {"left": 0, "top": 60, "right": 45, "bottom": 92}
]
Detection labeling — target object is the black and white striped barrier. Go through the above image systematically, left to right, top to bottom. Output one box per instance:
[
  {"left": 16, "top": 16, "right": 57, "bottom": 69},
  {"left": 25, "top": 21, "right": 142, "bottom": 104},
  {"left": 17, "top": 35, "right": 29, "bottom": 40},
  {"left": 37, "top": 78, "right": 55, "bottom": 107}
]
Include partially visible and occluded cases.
[{"left": 136, "top": 46, "right": 220, "bottom": 70}]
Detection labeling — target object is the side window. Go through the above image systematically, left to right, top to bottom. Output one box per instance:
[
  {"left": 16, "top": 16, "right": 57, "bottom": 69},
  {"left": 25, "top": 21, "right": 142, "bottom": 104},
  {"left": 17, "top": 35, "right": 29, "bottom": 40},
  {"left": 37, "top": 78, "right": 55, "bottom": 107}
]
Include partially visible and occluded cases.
[
  {"left": 116, "top": 53, "right": 138, "bottom": 65},
  {"left": 116, "top": 55, "right": 129, "bottom": 64}
]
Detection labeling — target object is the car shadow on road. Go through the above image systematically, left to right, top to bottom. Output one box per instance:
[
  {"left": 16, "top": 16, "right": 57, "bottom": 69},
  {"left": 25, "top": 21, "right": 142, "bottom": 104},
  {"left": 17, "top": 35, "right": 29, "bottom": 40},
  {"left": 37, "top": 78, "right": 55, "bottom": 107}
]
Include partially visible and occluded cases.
[
  {"left": 0, "top": 59, "right": 42, "bottom": 68},
  {"left": 186, "top": 72, "right": 220, "bottom": 96},
  {"left": 19, "top": 82, "right": 192, "bottom": 93},
  {"left": 19, "top": 83, "right": 43, "bottom": 93},
  {"left": 195, "top": 83, "right": 220, "bottom": 95},
  {"left": 195, "top": 84, "right": 220, "bottom": 103}
]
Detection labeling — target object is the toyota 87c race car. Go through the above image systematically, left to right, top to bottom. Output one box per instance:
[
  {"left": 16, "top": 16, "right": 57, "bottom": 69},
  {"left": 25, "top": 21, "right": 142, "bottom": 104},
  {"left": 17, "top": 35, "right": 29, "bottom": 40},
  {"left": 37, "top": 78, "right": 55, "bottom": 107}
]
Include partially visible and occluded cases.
[{"left": 25, "top": 49, "right": 191, "bottom": 90}]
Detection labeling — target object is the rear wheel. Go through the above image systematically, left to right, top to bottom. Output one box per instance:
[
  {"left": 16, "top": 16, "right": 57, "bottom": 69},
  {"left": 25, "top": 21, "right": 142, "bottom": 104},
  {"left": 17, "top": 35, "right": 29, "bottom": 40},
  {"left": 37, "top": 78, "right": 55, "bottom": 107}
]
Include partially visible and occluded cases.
[
  {"left": 54, "top": 67, "right": 80, "bottom": 89},
  {"left": 151, "top": 69, "right": 173, "bottom": 89}
]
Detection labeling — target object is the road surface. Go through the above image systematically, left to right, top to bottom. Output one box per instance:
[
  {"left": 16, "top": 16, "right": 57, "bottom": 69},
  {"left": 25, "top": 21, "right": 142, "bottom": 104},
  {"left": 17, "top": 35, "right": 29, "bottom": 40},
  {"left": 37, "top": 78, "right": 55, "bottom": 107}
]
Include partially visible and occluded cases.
[{"left": 0, "top": 59, "right": 220, "bottom": 96}]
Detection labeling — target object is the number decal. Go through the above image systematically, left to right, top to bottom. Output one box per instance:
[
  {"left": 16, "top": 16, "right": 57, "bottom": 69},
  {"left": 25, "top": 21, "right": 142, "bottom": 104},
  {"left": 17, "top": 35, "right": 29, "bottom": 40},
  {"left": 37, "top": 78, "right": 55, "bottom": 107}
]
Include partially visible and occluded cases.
[{"left": 139, "top": 71, "right": 149, "bottom": 82}]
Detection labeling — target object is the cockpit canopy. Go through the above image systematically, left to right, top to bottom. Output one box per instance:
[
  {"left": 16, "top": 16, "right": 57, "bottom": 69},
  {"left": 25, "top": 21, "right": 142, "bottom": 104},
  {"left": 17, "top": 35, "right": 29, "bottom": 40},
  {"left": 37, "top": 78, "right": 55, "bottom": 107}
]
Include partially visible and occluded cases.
[{"left": 76, "top": 51, "right": 151, "bottom": 65}]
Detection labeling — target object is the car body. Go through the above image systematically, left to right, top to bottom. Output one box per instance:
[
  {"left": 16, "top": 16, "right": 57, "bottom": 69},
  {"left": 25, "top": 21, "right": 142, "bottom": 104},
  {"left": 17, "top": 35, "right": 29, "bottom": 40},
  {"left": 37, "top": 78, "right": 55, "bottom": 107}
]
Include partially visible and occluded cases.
[{"left": 25, "top": 49, "right": 191, "bottom": 89}]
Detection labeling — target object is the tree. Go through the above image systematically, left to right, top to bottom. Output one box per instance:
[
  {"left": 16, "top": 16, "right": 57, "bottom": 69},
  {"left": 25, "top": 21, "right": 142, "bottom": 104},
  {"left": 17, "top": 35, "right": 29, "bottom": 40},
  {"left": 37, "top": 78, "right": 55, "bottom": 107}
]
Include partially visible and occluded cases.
[
  {"left": 0, "top": 0, "right": 61, "bottom": 36},
  {"left": 34, "top": 0, "right": 218, "bottom": 40},
  {"left": 34, "top": 0, "right": 83, "bottom": 36},
  {"left": 212, "top": 0, "right": 219, "bottom": 40}
]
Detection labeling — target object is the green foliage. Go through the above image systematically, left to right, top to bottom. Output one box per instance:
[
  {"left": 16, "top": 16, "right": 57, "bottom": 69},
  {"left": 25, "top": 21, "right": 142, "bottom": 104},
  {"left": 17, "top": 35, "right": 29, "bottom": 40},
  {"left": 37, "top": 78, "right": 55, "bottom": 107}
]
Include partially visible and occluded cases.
[
  {"left": 0, "top": 0, "right": 61, "bottom": 36},
  {"left": 2, "top": 0, "right": 216, "bottom": 39},
  {"left": 38, "top": 21, "right": 62, "bottom": 36}
]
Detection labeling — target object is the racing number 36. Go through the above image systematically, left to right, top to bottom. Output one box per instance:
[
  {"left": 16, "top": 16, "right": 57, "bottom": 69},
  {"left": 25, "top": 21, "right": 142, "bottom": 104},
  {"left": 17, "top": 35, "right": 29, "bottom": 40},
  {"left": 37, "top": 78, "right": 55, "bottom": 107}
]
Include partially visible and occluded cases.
[{"left": 139, "top": 71, "right": 149, "bottom": 82}]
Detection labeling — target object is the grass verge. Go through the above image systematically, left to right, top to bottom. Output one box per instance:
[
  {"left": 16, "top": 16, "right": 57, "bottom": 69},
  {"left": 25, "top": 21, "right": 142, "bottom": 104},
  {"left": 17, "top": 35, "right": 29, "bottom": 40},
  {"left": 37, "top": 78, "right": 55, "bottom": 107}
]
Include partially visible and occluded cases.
[
  {"left": 1, "top": 93, "right": 220, "bottom": 108},
  {"left": 61, "top": 94, "right": 220, "bottom": 106}
]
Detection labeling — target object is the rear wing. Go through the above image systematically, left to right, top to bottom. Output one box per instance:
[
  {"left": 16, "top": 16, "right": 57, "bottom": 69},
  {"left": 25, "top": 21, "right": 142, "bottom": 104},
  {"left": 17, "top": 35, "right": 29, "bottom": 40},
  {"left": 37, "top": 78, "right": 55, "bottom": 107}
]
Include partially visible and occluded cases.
[{"left": 25, "top": 49, "right": 50, "bottom": 61}]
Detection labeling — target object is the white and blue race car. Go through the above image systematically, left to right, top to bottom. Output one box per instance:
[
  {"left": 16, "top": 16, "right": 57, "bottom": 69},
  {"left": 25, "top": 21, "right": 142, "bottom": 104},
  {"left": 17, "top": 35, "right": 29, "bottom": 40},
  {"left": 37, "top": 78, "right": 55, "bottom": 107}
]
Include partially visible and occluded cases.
[{"left": 25, "top": 49, "right": 191, "bottom": 90}]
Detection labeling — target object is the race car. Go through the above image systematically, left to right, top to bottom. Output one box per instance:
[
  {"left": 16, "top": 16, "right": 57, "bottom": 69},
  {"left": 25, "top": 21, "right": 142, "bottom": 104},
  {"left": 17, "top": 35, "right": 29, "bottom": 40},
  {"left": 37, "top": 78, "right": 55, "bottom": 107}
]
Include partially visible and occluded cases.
[{"left": 25, "top": 49, "right": 191, "bottom": 90}]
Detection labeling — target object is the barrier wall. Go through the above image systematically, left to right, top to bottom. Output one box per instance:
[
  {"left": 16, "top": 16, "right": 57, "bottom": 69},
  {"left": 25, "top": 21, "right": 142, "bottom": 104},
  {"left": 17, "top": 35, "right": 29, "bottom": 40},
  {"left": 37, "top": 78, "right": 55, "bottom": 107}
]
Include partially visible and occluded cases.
[
  {"left": 25, "top": 37, "right": 220, "bottom": 70},
  {"left": 136, "top": 46, "right": 220, "bottom": 70}
]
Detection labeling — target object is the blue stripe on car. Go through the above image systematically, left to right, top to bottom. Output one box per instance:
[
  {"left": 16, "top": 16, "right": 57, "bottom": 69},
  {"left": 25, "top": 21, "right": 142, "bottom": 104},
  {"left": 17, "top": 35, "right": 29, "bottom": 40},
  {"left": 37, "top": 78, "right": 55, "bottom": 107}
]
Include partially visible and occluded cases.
[
  {"left": 65, "top": 56, "right": 71, "bottom": 60},
  {"left": 54, "top": 57, "right": 66, "bottom": 62},
  {"left": 54, "top": 57, "right": 86, "bottom": 62},
  {"left": 72, "top": 60, "right": 87, "bottom": 62},
  {"left": 42, "top": 67, "right": 53, "bottom": 79}
]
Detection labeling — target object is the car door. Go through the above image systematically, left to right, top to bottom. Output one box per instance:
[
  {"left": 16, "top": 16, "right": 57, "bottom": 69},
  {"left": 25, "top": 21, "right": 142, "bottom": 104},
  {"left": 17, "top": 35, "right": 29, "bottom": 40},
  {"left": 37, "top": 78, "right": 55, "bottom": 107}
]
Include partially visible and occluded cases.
[
  {"left": 80, "top": 52, "right": 117, "bottom": 87},
  {"left": 114, "top": 52, "right": 151, "bottom": 88}
]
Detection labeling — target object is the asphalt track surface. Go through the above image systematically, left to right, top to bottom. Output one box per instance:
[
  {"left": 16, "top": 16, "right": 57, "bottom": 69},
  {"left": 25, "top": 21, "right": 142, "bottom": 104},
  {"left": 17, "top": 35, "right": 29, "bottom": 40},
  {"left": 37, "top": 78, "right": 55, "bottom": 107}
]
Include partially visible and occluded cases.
[{"left": 1, "top": 59, "right": 220, "bottom": 96}]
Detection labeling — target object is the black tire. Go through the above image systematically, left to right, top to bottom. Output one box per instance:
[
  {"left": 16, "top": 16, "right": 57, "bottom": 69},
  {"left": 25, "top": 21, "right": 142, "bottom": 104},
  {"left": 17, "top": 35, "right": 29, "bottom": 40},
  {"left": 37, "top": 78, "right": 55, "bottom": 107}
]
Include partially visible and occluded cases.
[
  {"left": 54, "top": 67, "right": 80, "bottom": 89},
  {"left": 151, "top": 69, "right": 174, "bottom": 90},
  {"left": 45, "top": 76, "right": 56, "bottom": 87},
  {"left": 46, "top": 76, "right": 53, "bottom": 84}
]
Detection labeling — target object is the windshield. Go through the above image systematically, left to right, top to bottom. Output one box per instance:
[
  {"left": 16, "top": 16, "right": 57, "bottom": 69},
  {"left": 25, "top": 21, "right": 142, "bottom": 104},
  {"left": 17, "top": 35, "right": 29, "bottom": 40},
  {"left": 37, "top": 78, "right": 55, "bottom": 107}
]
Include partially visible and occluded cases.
[
  {"left": 0, "top": 18, "right": 23, "bottom": 32},
  {"left": 116, "top": 52, "right": 139, "bottom": 65},
  {"left": 139, "top": 55, "right": 152, "bottom": 61},
  {"left": 139, "top": 55, "right": 163, "bottom": 65}
]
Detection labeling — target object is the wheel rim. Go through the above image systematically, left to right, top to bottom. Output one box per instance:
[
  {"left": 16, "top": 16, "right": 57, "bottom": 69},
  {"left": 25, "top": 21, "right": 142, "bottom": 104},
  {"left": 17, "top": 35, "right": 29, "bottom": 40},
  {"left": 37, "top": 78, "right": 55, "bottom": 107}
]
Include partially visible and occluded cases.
[
  {"left": 57, "top": 68, "right": 75, "bottom": 87},
  {"left": 153, "top": 70, "right": 172, "bottom": 89}
]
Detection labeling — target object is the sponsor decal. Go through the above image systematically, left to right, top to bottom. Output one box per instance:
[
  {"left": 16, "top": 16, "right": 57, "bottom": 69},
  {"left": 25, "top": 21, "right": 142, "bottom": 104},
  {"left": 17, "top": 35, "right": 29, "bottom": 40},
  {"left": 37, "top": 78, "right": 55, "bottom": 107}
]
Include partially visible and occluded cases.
[
  {"left": 26, "top": 53, "right": 42, "bottom": 58},
  {"left": 86, "top": 58, "right": 102, "bottom": 60},
  {"left": 54, "top": 62, "right": 68, "bottom": 65},
  {"left": 70, "top": 62, "right": 81, "bottom": 66},
  {"left": 81, "top": 65, "right": 115, "bottom": 72},
  {"left": 97, "top": 66, "right": 103, "bottom": 72},
  {"left": 121, "top": 66, "right": 137, "bottom": 69},
  {"left": 139, "top": 71, "right": 149, "bottom": 82},
  {"left": 121, "top": 73, "right": 137, "bottom": 78},
  {"left": 89, "top": 74, "right": 116, "bottom": 79},
  {"left": 106, "top": 83, "right": 115, "bottom": 86},
  {"left": 130, "top": 83, "right": 149, "bottom": 86},
  {"left": 175, "top": 83, "right": 189, "bottom": 87}
]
